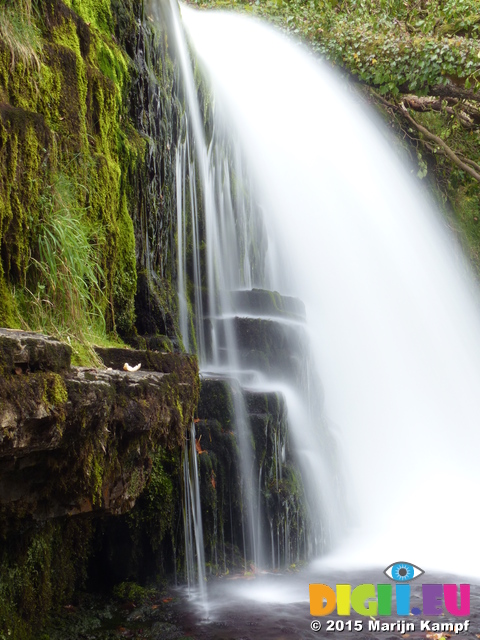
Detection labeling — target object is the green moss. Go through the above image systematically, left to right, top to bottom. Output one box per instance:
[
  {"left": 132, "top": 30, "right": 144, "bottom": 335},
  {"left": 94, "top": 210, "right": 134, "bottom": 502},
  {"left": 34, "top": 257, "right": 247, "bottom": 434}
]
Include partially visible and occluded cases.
[
  {"left": 62, "top": 0, "right": 114, "bottom": 35},
  {"left": 0, "top": 2, "right": 139, "bottom": 344},
  {"left": 0, "top": 272, "right": 16, "bottom": 327},
  {"left": 44, "top": 372, "right": 68, "bottom": 406},
  {"left": 127, "top": 447, "right": 179, "bottom": 555},
  {"left": 0, "top": 519, "right": 92, "bottom": 639},
  {"left": 112, "top": 580, "right": 156, "bottom": 605}
]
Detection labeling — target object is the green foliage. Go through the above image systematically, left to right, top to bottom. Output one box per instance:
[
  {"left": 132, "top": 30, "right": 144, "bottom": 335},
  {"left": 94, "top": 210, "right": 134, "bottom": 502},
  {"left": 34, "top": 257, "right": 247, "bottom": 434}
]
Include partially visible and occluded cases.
[
  {"left": 0, "top": 0, "right": 41, "bottom": 70},
  {"left": 0, "top": 0, "right": 140, "bottom": 350},
  {"left": 195, "top": 0, "right": 480, "bottom": 95},
  {"left": 15, "top": 173, "right": 106, "bottom": 341},
  {"left": 130, "top": 448, "right": 176, "bottom": 548},
  {"left": 112, "top": 581, "right": 156, "bottom": 604}
]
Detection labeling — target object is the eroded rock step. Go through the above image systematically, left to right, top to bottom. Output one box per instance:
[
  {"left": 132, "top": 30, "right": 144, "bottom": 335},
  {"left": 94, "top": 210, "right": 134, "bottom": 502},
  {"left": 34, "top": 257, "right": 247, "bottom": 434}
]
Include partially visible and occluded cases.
[
  {"left": 202, "top": 288, "right": 306, "bottom": 322},
  {"left": 230, "top": 289, "right": 306, "bottom": 321},
  {"left": 204, "top": 316, "right": 309, "bottom": 383},
  {"left": 0, "top": 328, "right": 71, "bottom": 374},
  {"left": 0, "top": 330, "right": 199, "bottom": 525},
  {"left": 95, "top": 345, "right": 197, "bottom": 375},
  {"left": 196, "top": 375, "right": 306, "bottom": 571},
  {"left": 197, "top": 376, "right": 288, "bottom": 471}
]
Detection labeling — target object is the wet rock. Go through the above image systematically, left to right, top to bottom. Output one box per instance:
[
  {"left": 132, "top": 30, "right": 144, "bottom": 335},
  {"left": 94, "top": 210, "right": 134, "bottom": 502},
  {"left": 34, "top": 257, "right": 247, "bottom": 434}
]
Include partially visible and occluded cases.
[
  {"left": 231, "top": 288, "right": 306, "bottom": 321},
  {"left": 204, "top": 316, "right": 310, "bottom": 384},
  {"left": 0, "top": 328, "right": 72, "bottom": 374},
  {"left": 0, "top": 330, "right": 199, "bottom": 525},
  {"left": 124, "top": 334, "right": 176, "bottom": 353},
  {"left": 94, "top": 346, "right": 196, "bottom": 375},
  {"left": 198, "top": 377, "right": 235, "bottom": 425}
]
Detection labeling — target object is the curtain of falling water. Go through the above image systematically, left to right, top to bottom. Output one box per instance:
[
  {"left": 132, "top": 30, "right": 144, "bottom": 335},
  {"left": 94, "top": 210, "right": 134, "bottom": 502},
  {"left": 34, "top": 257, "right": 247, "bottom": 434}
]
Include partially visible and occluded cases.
[{"left": 180, "top": 4, "right": 480, "bottom": 578}]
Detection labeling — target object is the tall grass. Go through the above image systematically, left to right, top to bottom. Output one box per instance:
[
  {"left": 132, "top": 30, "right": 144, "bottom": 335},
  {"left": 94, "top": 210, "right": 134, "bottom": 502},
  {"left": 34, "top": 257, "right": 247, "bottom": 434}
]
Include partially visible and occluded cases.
[
  {"left": 0, "top": 0, "right": 41, "bottom": 70},
  {"left": 15, "top": 173, "right": 109, "bottom": 364}
]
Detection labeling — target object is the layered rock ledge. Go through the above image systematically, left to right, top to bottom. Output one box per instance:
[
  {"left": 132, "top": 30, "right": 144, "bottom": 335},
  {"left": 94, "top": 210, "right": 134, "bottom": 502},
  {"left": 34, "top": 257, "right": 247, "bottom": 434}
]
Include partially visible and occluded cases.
[{"left": 0, "top": 329, "right": 199, "bottom": 527}]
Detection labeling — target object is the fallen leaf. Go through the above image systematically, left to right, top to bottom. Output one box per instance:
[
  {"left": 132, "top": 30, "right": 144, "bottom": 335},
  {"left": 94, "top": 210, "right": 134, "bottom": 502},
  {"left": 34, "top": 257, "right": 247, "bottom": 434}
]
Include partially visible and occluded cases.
[
  {"left": 193, "top": 418, "right": 200, "bottom": 423},
  {"left": 196, "top": 436, "right": 207, "bottom": 454},
  {"left": 211, "top": 471, "right": 216, "bottom": 489},
  {"left": 162, "top": 597, "right": 173, "bottom": 603}
]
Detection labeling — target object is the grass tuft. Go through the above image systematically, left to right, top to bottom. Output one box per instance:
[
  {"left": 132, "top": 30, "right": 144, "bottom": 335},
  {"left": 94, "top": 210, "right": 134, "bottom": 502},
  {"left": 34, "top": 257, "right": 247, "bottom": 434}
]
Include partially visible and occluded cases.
[
  {"left": 0, "top": 0, "right": 42, "bottom": 70},
  {"left": 14, "top": 172, "right": 118, "bottom": 365}
]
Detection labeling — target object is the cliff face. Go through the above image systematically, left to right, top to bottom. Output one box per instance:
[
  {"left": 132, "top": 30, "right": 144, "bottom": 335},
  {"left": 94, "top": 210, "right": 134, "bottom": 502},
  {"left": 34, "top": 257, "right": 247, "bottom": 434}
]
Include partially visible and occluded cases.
[
  {"left": 0, "top": 0, "right": 181, "bottom": 352},
  {"left": 0, "top": 2, "right": 197, "bottom": 636},
  {"left": 0, "top": 2, "right": 330, "bottom": 637},
  {"left": 0, "top": 327, "right": 199, "bottom": 637},
  {"left": 0, "top": 328, "right": 198, "bottom": 522}
]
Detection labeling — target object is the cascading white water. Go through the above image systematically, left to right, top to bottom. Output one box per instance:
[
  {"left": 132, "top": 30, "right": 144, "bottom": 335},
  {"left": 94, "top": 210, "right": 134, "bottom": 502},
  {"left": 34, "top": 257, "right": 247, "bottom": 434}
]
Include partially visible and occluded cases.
[
  {"left": 166, "top": 0, "right": 345, "bottom": 574},
  {"left": 179, "top": 6, "right": 480, "bottom": 579},
  {"left": 182, "top": 422, "right": 208, "bottom": 612}
]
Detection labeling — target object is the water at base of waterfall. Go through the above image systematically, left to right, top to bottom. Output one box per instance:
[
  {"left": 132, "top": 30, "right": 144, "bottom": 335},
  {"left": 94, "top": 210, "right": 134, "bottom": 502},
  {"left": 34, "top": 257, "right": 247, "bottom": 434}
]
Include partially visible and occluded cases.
[{"left": 173, "top": 567, "right": 479, "bottom": 639}]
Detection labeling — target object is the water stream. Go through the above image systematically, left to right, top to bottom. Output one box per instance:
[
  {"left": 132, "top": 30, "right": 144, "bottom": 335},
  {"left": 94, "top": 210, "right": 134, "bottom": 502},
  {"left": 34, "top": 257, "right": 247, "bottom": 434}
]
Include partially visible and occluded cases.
[
  {"left": 149, "top": 0, "right": 480, "bottom": 628},
  {"left": 164, "top": 0, "right": 343, "bottom": 591},
  {"left": 178, "top": 3, "right": 480, "bottom": 582}
]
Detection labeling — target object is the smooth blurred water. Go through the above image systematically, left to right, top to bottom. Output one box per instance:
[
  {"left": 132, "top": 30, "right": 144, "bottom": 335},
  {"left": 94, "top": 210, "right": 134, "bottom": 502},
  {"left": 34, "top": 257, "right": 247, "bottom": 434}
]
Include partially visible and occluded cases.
[
  {"left": 161, "top": 0, "right": 345, "bottom": 585},
  {"left": 180, "top": 4, "right": 480, "bottom": 578}
]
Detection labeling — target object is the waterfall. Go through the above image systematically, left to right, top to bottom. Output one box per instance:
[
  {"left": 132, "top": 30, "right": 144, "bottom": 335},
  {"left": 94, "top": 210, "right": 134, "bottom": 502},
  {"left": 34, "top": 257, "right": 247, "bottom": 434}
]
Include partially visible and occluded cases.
[
  {"left": 157, "top": 0, "right": 343, "bottom": 579},
  {"left": 177, "top": 5, "right": 480, "bottom": 579},
  {"left": 182, "top": 422, "right": 208, "bottom": 613}
]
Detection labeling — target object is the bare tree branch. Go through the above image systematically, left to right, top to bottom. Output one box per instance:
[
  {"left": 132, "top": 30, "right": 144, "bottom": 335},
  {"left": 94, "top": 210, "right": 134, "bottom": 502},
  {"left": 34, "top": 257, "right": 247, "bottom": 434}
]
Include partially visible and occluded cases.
[
  {"left": 432, "top": 83, "right": 480, "bottom": 105},
  {"left": 369, "top": 88, "right": 480, "bottom": 184},
  {"left": 403, "top": 95, "right": 475, "bottom": 128},
  {"left": 399, "top": 102, "right": 480, "bottom": 183}
]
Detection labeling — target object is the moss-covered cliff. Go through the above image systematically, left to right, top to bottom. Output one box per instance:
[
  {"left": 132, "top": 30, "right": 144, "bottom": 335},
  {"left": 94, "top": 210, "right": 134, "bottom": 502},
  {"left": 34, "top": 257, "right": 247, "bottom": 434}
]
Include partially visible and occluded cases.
[
  {"left": 0, "top": 0, "right": 182, "bottom": 359},
  {"left": 0, "top": 2, "right": 198, "bottom": 636},
  {"left": 0, "top": 328, "right": 199, "bottom": 638}
]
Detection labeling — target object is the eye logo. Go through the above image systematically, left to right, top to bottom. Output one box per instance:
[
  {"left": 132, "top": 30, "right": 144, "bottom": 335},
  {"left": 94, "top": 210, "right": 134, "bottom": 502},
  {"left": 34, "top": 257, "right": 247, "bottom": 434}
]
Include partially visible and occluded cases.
[{"left": 384, "top": 561, "right": 424, "bottom": 582}]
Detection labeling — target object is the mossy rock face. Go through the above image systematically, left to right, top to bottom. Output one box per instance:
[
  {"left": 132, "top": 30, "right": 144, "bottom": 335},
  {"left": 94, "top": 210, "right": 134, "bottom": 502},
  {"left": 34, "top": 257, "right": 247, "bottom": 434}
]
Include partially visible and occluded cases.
[
  {"left": 0, "top": 0, "right": 147, "bottom": 337},
  {"left": 0, "top": 104, "right": 53, "bottom": 287},
  {"left": 134, "top": 272, "right": 179, "bottom": 339},
  {"left": 0, "top": 328, "right": 72, "bottom": 375},
  {"left": 0, "top": 330, "right": 199, "bottom": 523},
  {"left": 0, "top": 330, "right": 200, "bottom": 638},
  {"left": 125, "top": 334, "right": 175, "bottom": 353},
  {"left": 197, "top": 377, "right": 235, "bottom": 426},
  {"left": 195, "top": 418, "right": 244, "bottom": 574},
  {"left": 0, "top": 517, "right": 93, "bottom": 638}
]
